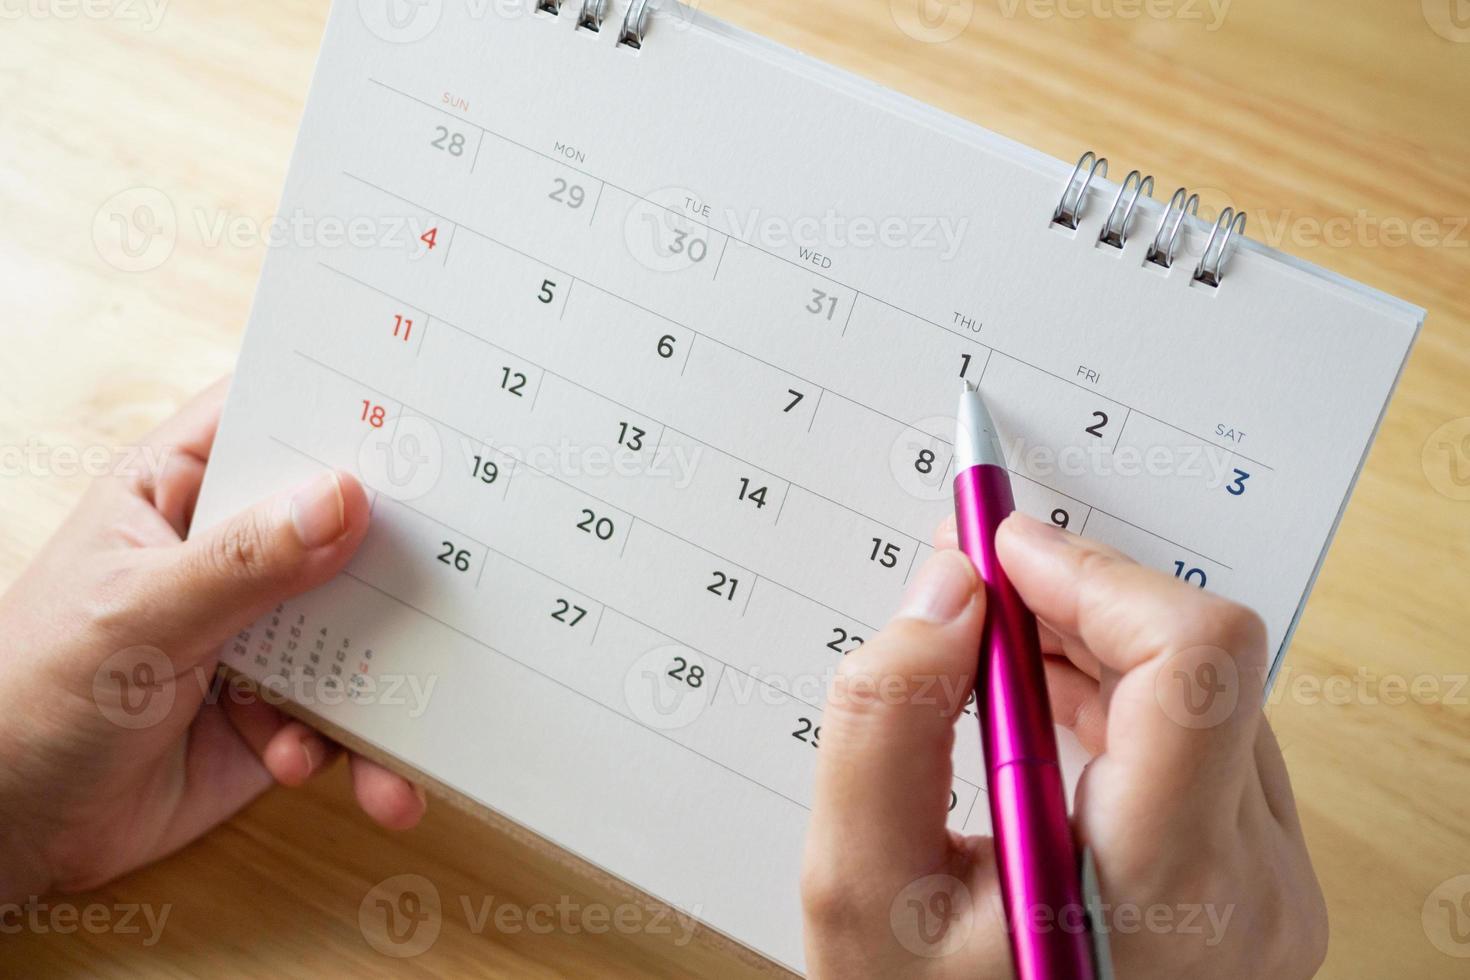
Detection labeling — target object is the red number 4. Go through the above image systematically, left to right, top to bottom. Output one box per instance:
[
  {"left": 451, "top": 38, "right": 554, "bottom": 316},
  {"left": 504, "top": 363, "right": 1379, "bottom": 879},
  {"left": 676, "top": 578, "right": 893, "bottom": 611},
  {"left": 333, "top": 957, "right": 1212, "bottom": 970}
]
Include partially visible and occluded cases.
[{"left": 420, "top": 227, "right": 438, "bottom": 250}]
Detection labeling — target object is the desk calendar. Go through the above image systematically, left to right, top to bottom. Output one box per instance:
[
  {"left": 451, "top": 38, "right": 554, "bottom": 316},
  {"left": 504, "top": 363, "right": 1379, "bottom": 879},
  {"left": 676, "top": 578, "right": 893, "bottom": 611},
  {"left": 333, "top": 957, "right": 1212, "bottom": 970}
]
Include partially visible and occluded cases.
[{"left": 192, "top": 0, "right": 1422, "bottom": 969}]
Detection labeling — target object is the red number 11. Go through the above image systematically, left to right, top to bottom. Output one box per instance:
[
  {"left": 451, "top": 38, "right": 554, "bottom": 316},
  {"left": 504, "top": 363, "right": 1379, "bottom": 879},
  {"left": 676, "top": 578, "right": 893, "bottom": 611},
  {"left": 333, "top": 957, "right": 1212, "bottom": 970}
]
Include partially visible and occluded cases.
[{"left": 393, "top": 314, "right": 413, "bottom": 341}]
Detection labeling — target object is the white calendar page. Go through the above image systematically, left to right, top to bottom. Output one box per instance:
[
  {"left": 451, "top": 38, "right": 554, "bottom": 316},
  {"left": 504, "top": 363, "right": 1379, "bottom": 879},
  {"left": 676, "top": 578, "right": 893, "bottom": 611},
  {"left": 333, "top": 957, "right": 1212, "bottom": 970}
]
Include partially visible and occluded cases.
[{"left": 193, "top": 1, "right": 1421, "bottom": 970}]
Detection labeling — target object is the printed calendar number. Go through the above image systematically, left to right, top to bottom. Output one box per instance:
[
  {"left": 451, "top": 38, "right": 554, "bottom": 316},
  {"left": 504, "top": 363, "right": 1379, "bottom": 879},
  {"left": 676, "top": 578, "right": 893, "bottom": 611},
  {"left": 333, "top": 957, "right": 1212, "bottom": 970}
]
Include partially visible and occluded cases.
[
  {"left": 430, "top": 125, "right": 466, "bottom": 156},
  {"left": 549, "top": 177, "right": 586, "bottom": 209},
  {"left": 420, "top": 227, "right": 438, "bottom": 250},
  {"left": 667, "top": 228, "right": 708, "bottom": 263},
  {"left": 537, "top": 278, "right": 558, "bottom": 304},
  {"left": 807, "top": 289, "right": 838, "bottom": 321},
  {"left": 392, "top": 314, "right": 414, "bottom": 342},
  {"left": 656, "top": 334, "right": 677, "bottom": 359},
  {"left": 959, "top": 353, "right": 974, "bottom": 378},
  {"left": 500, "top": 367, "right": 529, "bottom": 397},
  {"left": 784, "top": 389, "right": 805, "bottom": 413},
  {"left": 360, "top": 400, "right": 387, "bottom": 429},
  {"left": 1085, "top": 411, "right": 1110, "bottom": 439},
  {"left": 617, "top": 422, "right": 647, "bottom": 451},
  {"left": 915, "top": 449, "right": 936, "bottom": 475},
  {"left": 470, "top": 455, "right": 500, "bottom": 485},
  {"left": 1226, "top": 469, "right": 1251, "bottom": 496},
  {"left": 737, "top": 477, "right": 769, "bottom": 509},
  {"left": 577, "top": 508, "right": 616, "bottom": 541},
  {"left": 1051, "top": 508, "right": 1071, "bottom": 530},
  {"left": 868, "top": 537, "right": 902, "bottom": 569},
  {"left": 437, "top": 541, "right": 472, "bottom": 572},
  {"left": 1173, "top": 562, "right": 1208, "bottom": 588},
  {"left": 707, "top": 571, "right": 740, "bottom": 601},
  {"left": 552, "top": 599, "right": 588, "bottom": 627},
  {"left": 826, "top": 627, "right": 864, "bottom": 655},
  {"left": 667, "top": 657, "right": 706, "bottom": 688},
  {"left": 792, "top": 717, "right": 821, "bottom": 748},
  {"left": 949, "top": 790, "right": 959, "bottom": 812}
]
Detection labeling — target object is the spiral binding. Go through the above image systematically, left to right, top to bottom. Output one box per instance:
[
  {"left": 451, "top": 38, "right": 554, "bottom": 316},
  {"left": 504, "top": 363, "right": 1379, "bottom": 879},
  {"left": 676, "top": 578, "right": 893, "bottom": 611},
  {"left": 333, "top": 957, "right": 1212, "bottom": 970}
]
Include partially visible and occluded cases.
[
  {"left": 540, "top": 0, "right": 651, "bottom": 47},
  {"left": 577, "top": 0, "right": 607, "bottom": 31},
  {"left": 620, "top": 0, "right": 653, "bottom": 47},
  {"left": 1053, "top": 151, "right": 1248, "bottom": 287},
  {"left": 1052, "top": 152, "right": 1108, "bottom": 230},
  {"left": 1099, "top": 170, "right": 1154, "bottom": 250},
  {"left": 1146, "top": 187, "right": 1200, "bottom": 270},
  {"left": 1193, "top": 208, "right": 1247, "bottom": 287}
]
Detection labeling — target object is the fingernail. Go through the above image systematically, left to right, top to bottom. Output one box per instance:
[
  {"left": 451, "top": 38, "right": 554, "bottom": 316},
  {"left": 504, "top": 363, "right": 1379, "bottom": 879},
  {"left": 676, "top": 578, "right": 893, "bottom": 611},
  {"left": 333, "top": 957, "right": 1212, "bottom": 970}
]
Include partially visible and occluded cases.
[
  {"left": 290, "top": 471, "right": 346, "bottom": 549},
  {"left": 896, "top": 550, "right": 976, "bottom": 624},
  {"left": 300, "top": 739, "right": 321, "bottom": 775},
  {"left": 413, "top": 784, "right": 428, "bottom": 809}
]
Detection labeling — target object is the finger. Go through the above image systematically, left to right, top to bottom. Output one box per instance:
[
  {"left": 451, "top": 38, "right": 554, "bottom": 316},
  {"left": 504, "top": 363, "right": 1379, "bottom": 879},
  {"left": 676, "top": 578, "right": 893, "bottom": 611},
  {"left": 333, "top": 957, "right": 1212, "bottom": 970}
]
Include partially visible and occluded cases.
[
  {"left": 141, "top": 377, "right": 231, "bottom": 461},
  {"left": 133, "top": 379, "right": 231, "bottom": 527},
  {"left": 133, "top": 470, "right": 371, "bottom": 664},
  {"left": 932, "top": 512, "right": 958, "bottom": 551},
  {"left": 996, "top": 512, "right": 1268, "bottom": 791},
  {"left": 933, "top": 515, "right": 1089, "bottom": 667},
  {"left": 805, "top": 550, "right": 984, "bottom": 903},
  {"left": 1044, "top": 658, "right": 1106, "bottom": 755},
  {"left": 219, "top": 687, "right": 342, "bottom": 785},
  {"left": 1252, "top": 718, "right": 1302, "bottom": 832},
  {"left": 262, "top": 721, "right": 343, "bottom": 787},
  {"left": 348, "top": 754, "right": 428, "bottom": 831}
]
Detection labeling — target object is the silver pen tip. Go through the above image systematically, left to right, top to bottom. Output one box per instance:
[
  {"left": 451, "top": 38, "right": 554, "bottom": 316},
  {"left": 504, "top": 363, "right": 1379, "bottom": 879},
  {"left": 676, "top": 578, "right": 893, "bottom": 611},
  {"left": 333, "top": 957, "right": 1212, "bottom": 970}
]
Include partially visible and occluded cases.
[
  {"left": 962, "top": 379, "right": 978, "bottom": 394},
  {"left": 956, "top": 381, "right": 1005, "bottom": 470}
]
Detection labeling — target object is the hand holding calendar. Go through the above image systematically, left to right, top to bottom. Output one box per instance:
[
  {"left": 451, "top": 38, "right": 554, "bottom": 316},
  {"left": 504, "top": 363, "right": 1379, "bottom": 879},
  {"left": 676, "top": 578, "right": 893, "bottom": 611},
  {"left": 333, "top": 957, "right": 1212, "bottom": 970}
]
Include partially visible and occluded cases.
[
  {"left": 0, "top": 383, "right": 423, "bottom": 902},
  {"left": 803, "top": 517, "right": 1327, "bottom": 979}
]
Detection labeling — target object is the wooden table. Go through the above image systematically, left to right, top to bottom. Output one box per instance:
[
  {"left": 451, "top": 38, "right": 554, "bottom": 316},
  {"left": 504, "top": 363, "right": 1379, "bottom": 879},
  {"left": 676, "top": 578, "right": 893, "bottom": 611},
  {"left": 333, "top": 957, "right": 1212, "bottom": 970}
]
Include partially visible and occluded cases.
[{"left": 2, "top": 0, "right": 1467, "bottom": 975}]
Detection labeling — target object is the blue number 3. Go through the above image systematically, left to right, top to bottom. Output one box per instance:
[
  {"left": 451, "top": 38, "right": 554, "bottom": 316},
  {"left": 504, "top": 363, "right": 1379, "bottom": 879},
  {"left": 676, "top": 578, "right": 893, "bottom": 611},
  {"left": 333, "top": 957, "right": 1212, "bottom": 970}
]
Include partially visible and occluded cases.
[{"left": 1227, "top": 469, "right": 1251, "bottom": 496}]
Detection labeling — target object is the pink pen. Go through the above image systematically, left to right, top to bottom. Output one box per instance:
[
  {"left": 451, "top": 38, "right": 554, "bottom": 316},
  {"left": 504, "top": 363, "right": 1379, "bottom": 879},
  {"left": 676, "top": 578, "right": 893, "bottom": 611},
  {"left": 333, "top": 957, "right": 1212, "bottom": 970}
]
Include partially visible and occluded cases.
[{"left": 954, "top": 381, "right": 1097, "bottom": 980}]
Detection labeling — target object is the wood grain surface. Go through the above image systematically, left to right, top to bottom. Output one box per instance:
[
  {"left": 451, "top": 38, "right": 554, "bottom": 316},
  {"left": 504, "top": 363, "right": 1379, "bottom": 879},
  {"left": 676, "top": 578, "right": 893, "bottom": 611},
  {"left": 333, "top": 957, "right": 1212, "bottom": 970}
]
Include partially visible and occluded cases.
[{"left": 1, "top": 0, "right": 1468, "bottom": 976}]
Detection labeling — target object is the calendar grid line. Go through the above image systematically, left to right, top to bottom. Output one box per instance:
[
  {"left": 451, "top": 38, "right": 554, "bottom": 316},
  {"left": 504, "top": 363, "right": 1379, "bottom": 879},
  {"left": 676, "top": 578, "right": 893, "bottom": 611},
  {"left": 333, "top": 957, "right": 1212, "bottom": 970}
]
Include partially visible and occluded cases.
[
  {"left": 358, "top": 78, "right": 1278, "bottom": 472},
  {"left": 469, "top": 129, "right": 486, "bottom": 174},
  {"left": 338, "top": 175, "right": 957, "bottom": 449},
  {"left": 588, "top": 181, "right": 605, "bottom": 225},
  {"left": 440, "top": 224, "right": 458, "bottom": 267},
  {"left": 712, "top": 235, "right": 729, "bottom": 280},
  {"left": 315, "top": 261, "right": 1230, "bottom": 573},
  {"left": 320, "top": 261, "right": 932, "bottom": 546},
  {"left": 558, "top": 277, "right": 575, "bottom": 320},
  {"left": 678, "top": 333, "right": 696, "bottom": 376},
  {"left": 294, "top": 346, "right": 895, "bottom": 634},
  {"left": 807, "top": 389, "right": 824, "bottom": 433},
  {"left": 1113, "top": 407, "right": 1134, "bottom": 453},
  {"left": 277, "top": 431, "right": 841, "bottom": 717},
  {"left": 283, "top": 431, "right": 976, "bottom": 799},
  {"left": 773, "top": 481, "right": 793, "bottom": 526},
  {"left": 619, "top": 517, "right": 635, "bottom": 559},
  {"left": 336, "top": 569, "right": 818, "bottom": 814},
  {"left": 590, "top": 603, "right": 607, "bottom": 646},
  {"left": 601, "top": 606, "right": 827, "bottom": 717},
  {"left": 961, "top": 789, "right": 982, "bottom": 829}
]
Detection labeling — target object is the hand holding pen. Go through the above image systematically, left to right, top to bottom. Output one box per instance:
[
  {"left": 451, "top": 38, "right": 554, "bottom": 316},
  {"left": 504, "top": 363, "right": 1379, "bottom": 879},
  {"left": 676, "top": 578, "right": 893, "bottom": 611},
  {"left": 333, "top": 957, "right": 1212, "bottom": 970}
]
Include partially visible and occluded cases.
[{"left": 801, "top": 400, "right": 1327, "bottom": 978}]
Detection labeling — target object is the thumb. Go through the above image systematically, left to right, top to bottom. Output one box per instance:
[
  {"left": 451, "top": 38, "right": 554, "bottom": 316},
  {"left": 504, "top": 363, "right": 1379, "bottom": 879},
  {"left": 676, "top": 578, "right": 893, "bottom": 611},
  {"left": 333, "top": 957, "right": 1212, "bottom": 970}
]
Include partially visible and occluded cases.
[
  {"left": 138, "top": 470, "right": 371, "bottom": 662},
  {"left": 805, "top": 550, "right": 984, "bottom": 905}
]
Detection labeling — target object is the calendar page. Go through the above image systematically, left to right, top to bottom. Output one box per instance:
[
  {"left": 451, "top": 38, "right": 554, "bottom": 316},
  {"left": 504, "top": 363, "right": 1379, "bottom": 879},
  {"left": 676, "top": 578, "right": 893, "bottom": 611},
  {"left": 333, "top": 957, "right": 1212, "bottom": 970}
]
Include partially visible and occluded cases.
[{"left": 193, "top": 0, "right": 1420, "bottom": 970}]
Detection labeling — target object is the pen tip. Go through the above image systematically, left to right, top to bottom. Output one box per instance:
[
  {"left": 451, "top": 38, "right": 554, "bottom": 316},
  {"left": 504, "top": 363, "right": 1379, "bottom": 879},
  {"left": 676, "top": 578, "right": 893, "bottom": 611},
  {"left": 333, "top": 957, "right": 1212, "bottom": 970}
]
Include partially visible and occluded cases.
[{"left": 962, "top": 379, "right": 978, "bottom": 394}]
